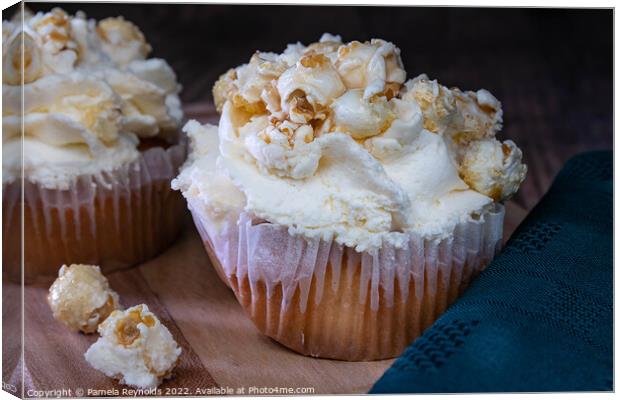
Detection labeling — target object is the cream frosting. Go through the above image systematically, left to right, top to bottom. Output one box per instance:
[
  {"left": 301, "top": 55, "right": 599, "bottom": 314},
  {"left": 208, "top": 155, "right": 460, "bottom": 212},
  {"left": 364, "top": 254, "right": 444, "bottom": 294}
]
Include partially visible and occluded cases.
[
  {"left": 2, "top": 8, "right": 182, "bottom": 188},
  {"left": 174, "top": 34, "right": 526, "bottom": 252},
  {"left": 172, "top": 121, "right": 245, "bottom": 229}
]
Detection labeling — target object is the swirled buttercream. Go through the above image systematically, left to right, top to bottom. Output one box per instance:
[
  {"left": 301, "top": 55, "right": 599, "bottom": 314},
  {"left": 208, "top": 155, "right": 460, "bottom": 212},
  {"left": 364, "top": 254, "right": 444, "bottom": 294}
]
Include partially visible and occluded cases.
[{"left": 2, "top": 8, "right": 182, "bottom": 188}]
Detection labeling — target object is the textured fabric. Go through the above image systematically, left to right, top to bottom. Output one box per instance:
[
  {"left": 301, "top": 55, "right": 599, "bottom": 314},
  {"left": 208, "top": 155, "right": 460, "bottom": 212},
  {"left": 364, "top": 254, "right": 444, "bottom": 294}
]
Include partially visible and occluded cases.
[{"left": 371, "top": 151, "right": 612, "bottom": 393}]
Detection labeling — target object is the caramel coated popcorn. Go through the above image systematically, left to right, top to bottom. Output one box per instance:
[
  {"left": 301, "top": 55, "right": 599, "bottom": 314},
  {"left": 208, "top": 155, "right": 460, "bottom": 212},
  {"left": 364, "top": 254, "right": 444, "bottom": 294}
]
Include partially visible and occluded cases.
[
  {"left": 96, "top": 16, "right": 151, "bottom": 65},
  {"left": 210, "top": 33, "right": 525, "bottom": 199},
  {"left": 459, "top": 138, "right": 527, "bottom": 202},
  {"left": 47, "top": 264, "right": 120, "bottom": 333},
  {"left": 84, "top": 304, "right": 182, "bottom": 389}
]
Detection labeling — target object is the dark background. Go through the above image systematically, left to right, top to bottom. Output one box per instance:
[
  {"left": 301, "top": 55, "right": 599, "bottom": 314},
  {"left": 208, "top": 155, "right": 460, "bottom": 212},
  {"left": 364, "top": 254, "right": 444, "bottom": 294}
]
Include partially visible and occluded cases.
[{"left": 4, "top": 3, "right": 614, "bottom": 210}]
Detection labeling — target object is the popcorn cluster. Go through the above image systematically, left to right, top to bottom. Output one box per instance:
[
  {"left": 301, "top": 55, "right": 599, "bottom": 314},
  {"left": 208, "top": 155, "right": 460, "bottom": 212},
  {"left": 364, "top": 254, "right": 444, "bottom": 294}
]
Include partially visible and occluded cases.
[
  {"left": 2, "top": 7, "right": 182, "bottom": 171},
  {"left": 2, "top": 8, "right": 152, "bottom": 85},
  {"left": 2, "top": 8, "right": 77, "bottom": 84},
  {"left": 213, "top": 34, "right": 526, "bottom": 201},
  {"left": 48, "top": 264, "right": 180, "bottom": 389}
]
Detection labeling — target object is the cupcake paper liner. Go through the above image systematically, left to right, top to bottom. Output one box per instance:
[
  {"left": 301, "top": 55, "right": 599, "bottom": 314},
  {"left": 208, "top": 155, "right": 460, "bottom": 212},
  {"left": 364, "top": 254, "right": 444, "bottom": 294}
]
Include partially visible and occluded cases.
[
  {"left": 3, "top": 141, "right": 187, "bottom": 282},
  {"left": 188, "top": 197, "right": 505, "bottom": 361}
]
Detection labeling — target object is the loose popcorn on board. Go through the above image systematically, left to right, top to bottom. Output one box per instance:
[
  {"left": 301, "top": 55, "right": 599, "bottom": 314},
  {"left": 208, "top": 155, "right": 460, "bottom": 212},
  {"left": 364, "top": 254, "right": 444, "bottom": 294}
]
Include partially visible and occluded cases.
[
  {"left": 47, "top": 264, "right": 120, "bottom": 334},
  {"left": 84, "top": 304, "right": 182, "bottom": 389}
]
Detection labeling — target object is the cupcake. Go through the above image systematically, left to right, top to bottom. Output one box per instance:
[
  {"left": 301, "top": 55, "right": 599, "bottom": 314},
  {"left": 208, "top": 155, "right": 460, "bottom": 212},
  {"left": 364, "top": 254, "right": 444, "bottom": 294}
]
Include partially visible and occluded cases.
[
  {"left": 2, "top": 8, "right": 186, "bottom": 281},
  {"left": 173, "top": 34, "right": 527, "bottom": 360}
]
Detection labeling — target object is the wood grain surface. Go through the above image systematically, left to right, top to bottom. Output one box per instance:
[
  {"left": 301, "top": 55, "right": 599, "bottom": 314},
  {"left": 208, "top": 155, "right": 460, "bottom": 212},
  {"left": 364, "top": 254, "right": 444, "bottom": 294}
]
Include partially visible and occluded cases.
[{"left": 2, "top": 100, "right": 609, "bottom": 396}]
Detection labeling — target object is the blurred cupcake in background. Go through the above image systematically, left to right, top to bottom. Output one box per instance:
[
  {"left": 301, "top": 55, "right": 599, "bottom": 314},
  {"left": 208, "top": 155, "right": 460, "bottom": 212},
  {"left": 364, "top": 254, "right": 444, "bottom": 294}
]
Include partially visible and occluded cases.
[
  {"left": 2, "top": 7, "right": 186, "bottom": 281},
  {"left": 174, "top": 34, "right": 527, "bottom": 361}
]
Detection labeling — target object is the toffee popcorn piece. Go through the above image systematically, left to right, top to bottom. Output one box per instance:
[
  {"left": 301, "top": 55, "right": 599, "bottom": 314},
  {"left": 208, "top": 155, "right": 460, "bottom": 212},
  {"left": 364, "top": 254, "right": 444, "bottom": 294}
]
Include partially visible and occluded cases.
[
  {"left": 48, "top": 264, "right": 120, "bottom": 333},
  {"left": 84, "top": 304, "right": 182, "bottom": 389}
]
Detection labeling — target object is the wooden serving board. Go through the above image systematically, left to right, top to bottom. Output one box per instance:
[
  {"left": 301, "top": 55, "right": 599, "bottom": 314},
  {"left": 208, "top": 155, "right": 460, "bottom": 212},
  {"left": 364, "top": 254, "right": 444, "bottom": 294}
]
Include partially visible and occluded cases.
[
  {"left": 2, "top": 103, "right": 544, "bottom": 396},
  {"left": 4, "top": 209, "right": 526, "bottom": 397}
]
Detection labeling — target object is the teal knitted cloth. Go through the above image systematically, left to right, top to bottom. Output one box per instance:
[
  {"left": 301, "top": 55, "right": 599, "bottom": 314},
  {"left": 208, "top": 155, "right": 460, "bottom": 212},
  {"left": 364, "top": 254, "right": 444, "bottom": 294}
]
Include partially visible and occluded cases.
[{"left": 371, "top": 151, "right": 612, "bottom": 393}]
